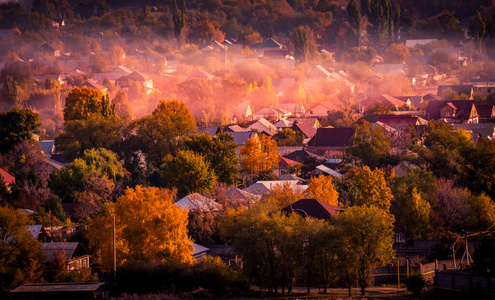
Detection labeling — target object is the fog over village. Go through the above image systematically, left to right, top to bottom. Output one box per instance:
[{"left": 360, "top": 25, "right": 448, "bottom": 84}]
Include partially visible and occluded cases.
[{"left": 1, "top": 0, "right": 495, "bottom": 299}]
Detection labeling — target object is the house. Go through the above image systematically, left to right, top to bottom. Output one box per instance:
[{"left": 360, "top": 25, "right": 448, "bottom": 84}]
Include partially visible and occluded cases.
[
  {"left": 252, "top": 38, "right": 284, "bottom": 57},
  {"left": 405, "top": 39, "right": 438, "bottom": 48},
  {"left": 37, "top": 43, "right": 61, "bottom": 59},
  {"left": 263, "top": 49, "right": 289, "bottom": 59},
  {"left": 372, "top": 64, "right": 406, "bottom": 76},
  {"left": 93, "top": 65, "right": 132, "bottom": 81},
  {"left": 116, "top": 71, "right": 153, "bottom": 90},
  {"left": 269, "top": 78, "right": 294, "bottom": 97},
  {"left": 76, "top": 81, "right": 108, "bottom": 95},
  {"left": 437, "top": 85, "right": 473, "bottom": 99},
  {"left": 423, "top": 93, "right": 442, "bottom": 102},
  {"left": 360, "top": 94, "right": 410, "bottom": 111},
  {"left": 393, "top": 95, "right": 424, "bottom": 107},
  {"left": 426, "top": 100, "right": 479, "bottom": 123},
  {"left": 233, "top": 101, "right": 254, "bottom": 120},
  {"left": 304, "top": 101, "right": 339, "bottom": 117},
  {"left": 276, "top": 103, "right": 306, "bottom": 116},
  {"left": 475, "top": 104, "right": 495, "bottom": 122},
  {"left": 253, "top": 106, "right": 289, "bottom": 119},
  {"left": 246, "top": 118, "right": 277, "bottom": 133},
  {"left": 289, "top": 118, "right": 320, "bottom": 128},
  {"left": 274, "top": 119, "right": 293, "bottom": 129},
  {"left": 291, "top": 123, "right": 317, "bottom": 140},
  {"left": 452, "top": 123, "right": 495, "bottom": 142},
  {"left": 224, "top": 124, "right": 245, "bottom": 133},
  {"left": 198, "top": 126, "right": 220, "bottom": 137},
  {"left": 307, "top": 128, "right": 355, "bottom": 147},
  {"left": 228, "top": 131, "right": 256, "bottom": 146},
  {"left": 283, "top": 149, "right": 323, "bottom": 164},
  {"left": 278, "top": 156, "right": 300, "bottom": 174},
  {"left": 309, "top": 165, "right": 343, "bottom": 178},
  {"left": 0, "top": 168, "right": 15, "bottom": 187},
  {"left": 243, "top": 180, "right": 307, "bottom": 196},
  {"left": 218, "top": 187, "right": 260, "bottom": 207},
  {"left": 175, "top": 193, "right": 222, "bottom": 212},
  {"left": 281, "top": 198, "right": 342, "bottom": 221},
  {"left": 40, "top": 242, "right": 90, "bottom": 271},
  {"left": 191, "top": 242, "right": 210, "bottom": 262},
  {"left": 10, "top": 282, "right": 107, "bottom": 300}
]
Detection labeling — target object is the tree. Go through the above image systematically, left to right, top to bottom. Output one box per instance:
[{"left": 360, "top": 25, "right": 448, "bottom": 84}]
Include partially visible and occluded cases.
[
  {"left": 172, "top": 0, "right": 186, "bottom": 48},
  {"left": 347, "top": 0, "right": 361, "bottom": 47},
  {"left": 368, "top": 0, "right": 391, "bottom": 49},
  {"left": 469, "top": 11, "right": 486, "bottom": 54},
  {"left": 187, "top": 16, "right": 215, "bottom": 48},
  {"left": 293, "top": 26, "right": 309, "bottom": 63},
  {"left": 384, "top": 43, "right": 410, "bottom": 63},
  {"left": 2, "top": 75, "right": 23, "bottom": 109},
  {"left": 63, "top": 87, "right": 115, "bottom": 122},
  {"left": 112, "top": 90, "right": 132, "bottom": 119},
  {"left": 135, "top": 99, "right": 196, "bottom": 167},
  {"left": 364, "top": 102, "right": 392, "bottom": 115},
  {"left": 0, "top": 108, "right": 40, "bottom": 154},
  {"left": 55, "top": 115, "right": 123, "bottom": 160},
  {"left": 347, "top": 122, "right": 391, "bottom": 169},
  {"left": 273, "top": 128, "right": 304, "bottom": 146},
  {"left": 184, "top": 133, "right": 240, "bottom": 186},
  {"left": 240, "top": 134, "right": 279, "bottom": 178},
  {"left": 80, "top": 148, "right": 126, "bottom": 183},
  {"left": 159, "top": 150, "right": 217, "bottom": 198},
  {"left": 351, "top": 166, "right": 393, "bottom": 212},
  {"left": 306, "top": 175, "right": 339, "bottom": 206},
  {"left": 434, "top": 179, "right": 471, "bottom": 232},
  {"left": 87, "top": 186, "right": 193, "bottom": 270},
  {"left": 397, "top": 188, "right": 431, "bottom": 239},
  {"left": 469, "top": 193, "right": 495, "bottom": 231},
  {"left": 334, "top": 205, "right": 395, "bottom": 295},
  {"left": 0, "top": 206, "right": 44, "bottom": 290},
  {"left": 472, "top": 234, "right": 495, "bottom": 276}
]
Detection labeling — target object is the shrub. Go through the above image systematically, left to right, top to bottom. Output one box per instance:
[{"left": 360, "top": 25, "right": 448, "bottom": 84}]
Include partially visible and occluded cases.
[{"left": 406, "top": 271, "right": 426, "bottom": 297}]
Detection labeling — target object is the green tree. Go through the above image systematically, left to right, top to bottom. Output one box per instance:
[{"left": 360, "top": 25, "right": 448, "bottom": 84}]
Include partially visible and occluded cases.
[
  {"left": 172, "top": 0, "right": 186, "bottom": 48},
  {"left": 347, "top": 0, "right": 361, "bottom": 47},
  {"left": 368, "top": 0, "right": 391, "bottom": 49},
  {"left": 469, "top": 11, "right": 486, "bottom": 54},
  {"left": 187, "top": 15, "right": 215, "bottom": 48},
  {"left": 293, "top": 26, "right": 309, "bottom": 63},
  {"left": 2, "top": 76, "right": 23, "bottom": 109},
  {"left": 63, "top": 87, "right": 115, "bottom": 122},
  {"left": 112, "top": 90, "right": 132, "bottom": 119},
  {"left": 135, "top": 99, "right": 196, "bottom": 167},
  {"left": 0, "top": 109, "right": 40, "bottom": 154},
  {"left": 347, "top": 122, "right": 391, "bottom": 169},
  {"left": 273, "top": 128, "right": 304, "bottom": 146},
  {"left": 184, "top": 133, "right": 240, "bottom": 186},
  {"left": 80, "top": 148, "right": 126, "bottom": 183},
  {"left": 159, "top": 150, "right": 217, "bottom": 198},
  {"left": 87, "top": 186, "right": 193, "bottom": 270},
  {"left": 469, "top": 193, "right": 495, "bottom": 231},
  {"left": 334, "top": 205, "right": 395, "bottom": 295},
  {"left": 0, "top": 207, "right": 44, "bottom": 290}
]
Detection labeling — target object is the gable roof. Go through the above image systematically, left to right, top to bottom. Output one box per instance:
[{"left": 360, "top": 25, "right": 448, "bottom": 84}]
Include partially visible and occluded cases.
[
  {"left": 252, "top": 38, "right": 283, "bottom": 49},
  {"left": 39, "top": 43, "right": 57, "bottom": 52},
  {"left": 307, "top": 64, "right": 331, "bottom": 78},
  {"left": 117, "top": 70, "right": 149, "bottom": 82},
  {"left": 437, "top": 85, "right": 473, "bottom": 98},
  {"left": 423, "top": 93, "right": 442, "bottom": 102},
  {"left": 393, "top": 95, "right": 423, "bottom": 107},
  {"left": 426, "top": 100, "right": 477, "bottom": 120},
  {"left": 276, "top": 103, "right": 305, "bottom": 114},
  {"left": 475, "top": 104, "right": 495, "bottom": 119},
  {"left": 376, "top": 116, "right": 420, "bottom": 125},
  {"left": 246, "top": 118, "right": 277, "bottom": 132},
  {"left": 274, "top": 119, "right": 293, "bottom": 128},
  {"left": 291, "top": 123, "right": 317, "bottom": 139},
  {"left": 452, "top": 123, "right": 495, "bottom": 142},
  {"left": 225, "top": 125, "right": 245, "bottom": 132},
  {"left": 197, "top": 127, "right": 220, "bottom": 137},
  {"left": 307, "top": 128, "right": 355, "bottom": 147},
  {"left": 228, "top": 131, "right": 256, "bottom": 145},
  {"left": 39, "top": 140, "right": 55, "bottom": 157},
  {"left": 283, "top": 149, "right": 323, "bottom": 163},
  {"left": 314, "top": 165, "right": 343, "bottom": 177},
  {"left": 0, "top": 168, "right": 15, "bottom": 185},
  {"left": 243, "top": 180, "right": 307, "bottom": 196},
  {"left": 221, "top": 187, "right": 260, "bottom": 205},
  {"left": 175, "top": 193, "right": 222, "bottom": 211},
  {"left": 281, "top": 198, "right": 342, "bottom": 221},
  {"left": 27, "top": 225, "right": 43, "bottom": 239},
  {"left": 40, "top": 242, "right": 78, "bottom": 263},
  {"left": 191, "top": 242, "right": 209, "bottom": 257}
]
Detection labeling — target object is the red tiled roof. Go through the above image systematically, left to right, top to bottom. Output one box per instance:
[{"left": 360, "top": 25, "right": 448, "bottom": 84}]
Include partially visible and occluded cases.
[{"left": 0, "top": 168, "right": 15, "bottom": 185}]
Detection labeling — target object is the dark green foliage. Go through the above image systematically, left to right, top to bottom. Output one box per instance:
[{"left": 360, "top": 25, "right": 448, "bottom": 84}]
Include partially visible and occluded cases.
[
  {"left": 347, "top": 0, "right": 361, "bottom": 47},
  {"left": 368, "top": 0, "right": 391, "bottom": 49},
  {"left": 293, "top": 26, "right": 309, "bottom": 62},
  {"left": 2, "top": 76, "right": 22, "bottom": 109},
  {"left": 0, "top": 109, "right": 40, "bottom": 154},
  {"left": 273, "top": 128, "right": 304, "bottom": 146},
  {"left": 184, "top": 133, "right": 240, "bottom": 186},
  {"left": 473, "top": 234, "right": 495, "bottom": 277},
  {"left": 115, "top": 259, "right": 250, "bottom": 297},
  {"left": 406, "top": 271, "right": 426, "bottom": 297}
]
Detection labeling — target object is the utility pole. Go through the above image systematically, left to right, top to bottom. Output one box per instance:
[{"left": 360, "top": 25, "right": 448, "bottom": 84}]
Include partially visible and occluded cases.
[{"left": 113, "top": 214, "right": 116, "bottom": 285}]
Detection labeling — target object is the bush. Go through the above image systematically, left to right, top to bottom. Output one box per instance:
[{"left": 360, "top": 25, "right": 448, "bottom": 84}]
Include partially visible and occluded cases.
[{"left": 406, "top": 271, "right": 425, "bottom": 297}]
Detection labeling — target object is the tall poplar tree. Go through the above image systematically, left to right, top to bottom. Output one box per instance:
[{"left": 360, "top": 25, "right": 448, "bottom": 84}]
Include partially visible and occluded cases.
[
  {"left": 172, "top": 0, "right": 186, "bottom": 49},
  {"left": 347, "top": 0, "right": 361, "bottom": 47}
]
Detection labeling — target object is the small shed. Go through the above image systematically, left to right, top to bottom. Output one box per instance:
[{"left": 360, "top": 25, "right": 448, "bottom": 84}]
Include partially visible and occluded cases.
[{"left": 11, "top": 282, "right": 107, "bottom": 300}]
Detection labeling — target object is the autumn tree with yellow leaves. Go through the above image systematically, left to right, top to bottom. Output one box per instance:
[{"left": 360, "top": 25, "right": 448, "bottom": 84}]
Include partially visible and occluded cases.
[
  {"left": 240, "top": 134, "right": 279, "bottom": 178},
  {"left": 351, "top": 166, "right": 393, "bottom": 212},
  {"left": 307, "top": 175, "right": 339, "bottom": 206},
  {"left": 87, "top": 186, "right": 193, "bottom": 270}
]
